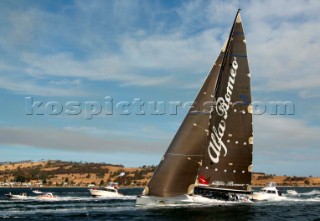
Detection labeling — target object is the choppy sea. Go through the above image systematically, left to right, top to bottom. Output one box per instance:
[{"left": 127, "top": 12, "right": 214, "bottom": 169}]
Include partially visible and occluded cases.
[{"left": 0, "top": 187, "right": 319, "bottom": 220}]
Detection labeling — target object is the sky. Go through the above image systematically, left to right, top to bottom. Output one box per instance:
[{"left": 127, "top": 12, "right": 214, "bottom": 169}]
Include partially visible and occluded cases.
[{"left": 0, "top": 0, "right": 319, "bottom": 176}]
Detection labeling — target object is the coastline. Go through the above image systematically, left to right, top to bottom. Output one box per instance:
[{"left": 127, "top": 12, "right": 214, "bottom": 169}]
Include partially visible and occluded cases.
[
  {"left": 1, "top": 160, "right": 319, "bottom": 189},
  {"left": 1, "top": 185, "right": 320, "bottom": 189}
]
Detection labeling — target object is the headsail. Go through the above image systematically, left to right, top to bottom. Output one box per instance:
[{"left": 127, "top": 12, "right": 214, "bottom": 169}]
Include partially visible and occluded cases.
[
  {"left": 198, "top": 10, "right": 253, "bottom": 193},
  {"left": 145, "top": 43, "right": 227, "bottom": 198}
]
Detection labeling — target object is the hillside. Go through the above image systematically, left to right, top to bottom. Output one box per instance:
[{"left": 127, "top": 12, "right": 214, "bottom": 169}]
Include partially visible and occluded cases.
[
  {"left": 0, "top": 160, "right": 319, "bottom": 187},
  {"left": 0, "top": 160, "right": 154, "bottom": 187},
  {"left": 252, "top": 173, "right": 320, "bottom": 187}
]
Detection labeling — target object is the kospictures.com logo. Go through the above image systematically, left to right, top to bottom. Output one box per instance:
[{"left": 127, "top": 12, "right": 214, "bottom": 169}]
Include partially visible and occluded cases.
[{"left": 25, "top": 96, "right": 295, "bottom": 120}]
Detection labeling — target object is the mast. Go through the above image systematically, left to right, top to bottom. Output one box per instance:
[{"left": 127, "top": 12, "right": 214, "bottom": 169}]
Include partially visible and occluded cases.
[{"left": 198, "top": 10, "right": 253, "bottom": 193}]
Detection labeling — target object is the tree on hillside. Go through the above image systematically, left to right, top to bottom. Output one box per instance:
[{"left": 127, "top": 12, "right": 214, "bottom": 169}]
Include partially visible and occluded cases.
[
  {"left": 96, "top": 171, "right": 105, "bottom": 178},
  {"left": 15, "top": 175, "right": 28, "bottom": 182}
]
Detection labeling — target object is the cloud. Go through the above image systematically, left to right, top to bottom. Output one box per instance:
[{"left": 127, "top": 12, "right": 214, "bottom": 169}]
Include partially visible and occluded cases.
[
  {"left": 0, "top": 0, "right": 319, "bottom": 97},
  {"left": 172, "top": 0, "right": 320, "bottom": 98},
  {"left": 245, "top": 0, "right": 320, "bottom": 96},
  {"left": 0, "top": 1, "right": 228, "bottom": 96},
  {"left": 21, "top": 52, "right": 176, "bottom": 87},
  {"left": 0, "top": 73, "right": 86, "bottom": 97},
  {"left": 299, "top": 89, "right": 320, "bottom": 99},
  {"left": 253, "top": 114, "right": 320, "bottom": 174},
  {"left": 255, "top": 115, "right": 320, "bottom": 152},
  {"left": 64, "top": 125, "right": 172, "bottom": 141},
  {"left": 0, "top": 126, "right": 168, "bottom": 154}
]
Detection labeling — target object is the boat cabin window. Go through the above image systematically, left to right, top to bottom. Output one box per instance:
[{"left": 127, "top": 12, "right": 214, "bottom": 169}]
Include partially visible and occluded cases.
[
  {"left": 106, "top": 189, "right": 116, "bottom": 192},
  {"left": 266, "top": 190, "right": 276, "bottom": 194}
]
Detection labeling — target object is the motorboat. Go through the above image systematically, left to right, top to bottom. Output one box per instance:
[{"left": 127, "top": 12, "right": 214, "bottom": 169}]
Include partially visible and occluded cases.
[
  {"left": 89, "top": 182, "right": 123, "bottom": 197},
  {"left": 251, "top": 182, "right": 285, "bottom": 201},
  {"left": 286, "top": 189, "right": 298, "bottom": 196},
  {"left": 32, "top": 190, "right": 43, "bottom": 194},
  {"left": 5, "top": 192, "right": 28, "bottom": 199},
  {"left": 37, "top": 192, "right": 58, "bottom": 200}
]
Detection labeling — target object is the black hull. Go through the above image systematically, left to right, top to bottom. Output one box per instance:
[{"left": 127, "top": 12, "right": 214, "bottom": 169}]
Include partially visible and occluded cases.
[{"left": 195, "top": 186, "right": 251, "bottom": 201}]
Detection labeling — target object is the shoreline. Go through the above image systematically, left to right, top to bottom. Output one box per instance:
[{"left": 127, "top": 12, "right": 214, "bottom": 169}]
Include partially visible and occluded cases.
[{"left": 1, "top": 185, "right": 320, "bottom": 189}]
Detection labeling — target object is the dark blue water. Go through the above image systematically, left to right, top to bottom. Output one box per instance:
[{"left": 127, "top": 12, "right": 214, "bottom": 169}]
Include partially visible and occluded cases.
[{"left": 0, "top": 187, "right": 319, "bottom": 220}]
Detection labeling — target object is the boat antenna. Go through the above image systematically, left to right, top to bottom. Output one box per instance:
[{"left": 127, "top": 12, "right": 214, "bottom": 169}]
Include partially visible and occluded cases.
[{"left": 238, "top": 0, "right": 242, "bottom": 11}]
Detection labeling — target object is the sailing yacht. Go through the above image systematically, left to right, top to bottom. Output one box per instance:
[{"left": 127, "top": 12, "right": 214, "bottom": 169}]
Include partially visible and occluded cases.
[{"left": 136, "top": 10, "right": 253, "bottom": 206}]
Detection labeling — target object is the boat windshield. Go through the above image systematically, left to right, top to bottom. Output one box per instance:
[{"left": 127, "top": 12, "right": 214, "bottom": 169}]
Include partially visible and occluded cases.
[
  {"left": 266, "top": 182, "right": 276, "bottom": 187},
  {"left": 106, "top": 189, "right": 116, "bottom": 192}
]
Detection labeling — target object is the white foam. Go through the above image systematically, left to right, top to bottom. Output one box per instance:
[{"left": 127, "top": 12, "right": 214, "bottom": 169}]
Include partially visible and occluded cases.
[{"left": 300, "top": 190, "right": 320, "bottom": 196}]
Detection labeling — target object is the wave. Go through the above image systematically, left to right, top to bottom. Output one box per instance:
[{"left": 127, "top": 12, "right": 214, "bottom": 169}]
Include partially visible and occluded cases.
[
  {"left": 299, "top": 190, "right": 320, "bottom": 196},
  {"left": 0, "top": 195, "right": 136, "bottom": 203},
  {"left": 283, "top": 197, "right": 320, "bottom": 202}
]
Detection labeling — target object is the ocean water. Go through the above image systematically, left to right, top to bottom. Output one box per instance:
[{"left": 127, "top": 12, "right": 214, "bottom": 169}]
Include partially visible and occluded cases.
[{"left": 0, "top": 187, "right": 319, "bottom": 220}]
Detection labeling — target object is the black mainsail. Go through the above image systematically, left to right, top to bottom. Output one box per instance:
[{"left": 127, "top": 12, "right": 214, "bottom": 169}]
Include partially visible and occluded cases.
[
  {"left": 141, "top": 10, "right": 252, "bottom": 199},
  {"left": 198, "top": 10, "right": 252, "bottom": 193}
]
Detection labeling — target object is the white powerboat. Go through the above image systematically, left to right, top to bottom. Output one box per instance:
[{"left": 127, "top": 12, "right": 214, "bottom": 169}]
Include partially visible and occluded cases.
[
  {"left": 89, "top": 182, "right": 123, "bottom": 197},
  {"left": 251, "top": 182, "right": 285, "bottom": 201},
  {"left": 32, "top": 190, "right": 43, "bottom": 194},
  {"left": 5, "top": 192, "right": 28, "bottom": 200}
]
